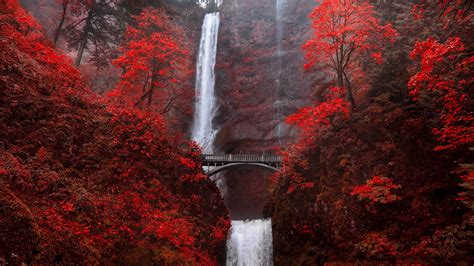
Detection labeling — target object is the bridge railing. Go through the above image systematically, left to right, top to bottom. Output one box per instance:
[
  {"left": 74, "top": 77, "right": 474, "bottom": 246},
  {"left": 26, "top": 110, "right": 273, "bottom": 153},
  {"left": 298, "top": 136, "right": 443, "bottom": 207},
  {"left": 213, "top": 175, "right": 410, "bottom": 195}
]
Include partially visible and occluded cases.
[{"left": 202, "top": 154, "right": 282, "bottom": 163}]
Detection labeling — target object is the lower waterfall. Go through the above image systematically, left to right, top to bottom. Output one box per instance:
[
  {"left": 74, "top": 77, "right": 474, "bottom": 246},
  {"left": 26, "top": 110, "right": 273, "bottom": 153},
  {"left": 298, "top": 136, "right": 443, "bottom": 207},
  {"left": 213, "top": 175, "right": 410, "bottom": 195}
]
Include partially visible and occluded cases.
[{"left": 226, "top": 219, "right": 273, "bottom": 266}]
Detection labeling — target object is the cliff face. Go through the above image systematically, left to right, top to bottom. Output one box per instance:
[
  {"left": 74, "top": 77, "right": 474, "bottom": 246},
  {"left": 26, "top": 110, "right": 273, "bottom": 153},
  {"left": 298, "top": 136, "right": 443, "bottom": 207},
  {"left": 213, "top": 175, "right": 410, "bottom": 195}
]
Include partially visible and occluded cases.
[
  {"left": 211, "top": 0, "right": 315, "bottom": 219},
  {"left": 214, "top": 0, "right": 314, "bottom": 151}
]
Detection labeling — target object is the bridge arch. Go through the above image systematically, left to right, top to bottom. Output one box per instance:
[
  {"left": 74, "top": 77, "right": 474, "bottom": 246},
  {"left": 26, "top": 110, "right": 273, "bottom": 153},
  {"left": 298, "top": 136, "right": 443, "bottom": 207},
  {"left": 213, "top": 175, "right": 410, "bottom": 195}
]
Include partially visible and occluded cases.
[{"left": 206, "top": 162, "right": 282, "bottom": 177}]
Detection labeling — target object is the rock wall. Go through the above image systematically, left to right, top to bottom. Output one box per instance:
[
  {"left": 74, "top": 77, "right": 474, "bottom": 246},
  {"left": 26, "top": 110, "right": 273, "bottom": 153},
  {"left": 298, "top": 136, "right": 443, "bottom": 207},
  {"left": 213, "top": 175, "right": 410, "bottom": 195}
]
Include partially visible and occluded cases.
[
  {"left": 212, "top": 0, "right": 315, "bottom": 219},
  {"left": 214, "top": 0, "right": 313, "bottom": 151}
]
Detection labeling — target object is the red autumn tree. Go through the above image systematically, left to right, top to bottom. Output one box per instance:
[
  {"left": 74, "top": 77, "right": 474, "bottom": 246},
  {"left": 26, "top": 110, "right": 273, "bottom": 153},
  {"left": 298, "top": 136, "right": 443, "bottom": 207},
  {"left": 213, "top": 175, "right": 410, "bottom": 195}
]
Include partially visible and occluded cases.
[
  {"left": 303, "top": 0, "right": 396, "bottom": 108},
  {"left": 110, "top": 7, "right": 191, "bottom": 114},
  {"left": 408, "top": 37, "right": 474, "bottom": 151},
  {"left": 284, "top": 87, "right": 350, "bottom": 193},
  {"left": 286, "top": 87, "right": 350, "bottom": 142}
]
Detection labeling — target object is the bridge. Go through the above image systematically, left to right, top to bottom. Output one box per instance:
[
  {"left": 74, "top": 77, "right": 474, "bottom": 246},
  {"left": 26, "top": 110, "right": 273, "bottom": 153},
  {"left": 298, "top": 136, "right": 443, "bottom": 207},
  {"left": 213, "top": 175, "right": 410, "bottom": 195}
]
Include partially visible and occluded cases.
[{"left": 202, "top": 154, "right": 283, "bottom": 177}]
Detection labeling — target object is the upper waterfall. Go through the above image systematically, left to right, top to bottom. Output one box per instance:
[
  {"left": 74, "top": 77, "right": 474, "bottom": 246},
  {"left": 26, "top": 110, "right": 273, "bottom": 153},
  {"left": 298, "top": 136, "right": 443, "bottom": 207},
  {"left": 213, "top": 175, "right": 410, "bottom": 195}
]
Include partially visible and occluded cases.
[
  {"left": 274, "top": 0, "right": 288, "bottom": 139},
  {"left": 276, "top": 0, "right": 288, "bottom": 55},
  {"left": 192, "top": 12, "right": 220, "bottom": 153}
]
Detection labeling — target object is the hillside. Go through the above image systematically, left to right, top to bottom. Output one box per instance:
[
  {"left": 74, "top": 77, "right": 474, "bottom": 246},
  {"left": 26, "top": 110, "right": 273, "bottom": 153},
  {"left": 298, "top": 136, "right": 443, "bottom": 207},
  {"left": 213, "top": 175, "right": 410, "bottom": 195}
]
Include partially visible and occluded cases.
[{"left": 0, "top": 2, "right": 229, "bottom": 264}]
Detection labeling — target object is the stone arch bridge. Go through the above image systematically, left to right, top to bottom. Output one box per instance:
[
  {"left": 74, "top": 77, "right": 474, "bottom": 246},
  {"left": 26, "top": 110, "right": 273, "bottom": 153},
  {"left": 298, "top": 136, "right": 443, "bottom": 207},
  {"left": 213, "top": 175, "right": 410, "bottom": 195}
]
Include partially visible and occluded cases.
[{"left": 201, "top": 154, "right": 283, "bottom": 177}]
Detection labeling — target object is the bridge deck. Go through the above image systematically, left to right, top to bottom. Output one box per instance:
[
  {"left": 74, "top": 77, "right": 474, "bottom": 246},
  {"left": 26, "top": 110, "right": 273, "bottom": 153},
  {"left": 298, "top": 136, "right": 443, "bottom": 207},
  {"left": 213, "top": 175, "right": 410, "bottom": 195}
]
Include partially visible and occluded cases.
[{"left": 202, "top": 154, "right": 282, "bottom": 164}]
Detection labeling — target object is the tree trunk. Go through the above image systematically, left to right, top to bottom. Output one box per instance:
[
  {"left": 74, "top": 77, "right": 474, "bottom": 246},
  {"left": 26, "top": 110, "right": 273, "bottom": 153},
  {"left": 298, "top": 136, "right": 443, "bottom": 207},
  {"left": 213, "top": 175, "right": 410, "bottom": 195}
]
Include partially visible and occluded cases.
[
  {"left": 54, "top": 0, "right": 69, "bottom": 44},
  {"left": 74, "top": 11, "right": 92, "bottom": 66},
  {"left": 135, "top": 67, "right": 156, "bottom": 107},
  {"left": 337, "top": 69, "right": 344, "bottom": 88},
  {"left": 337, "top": 70, "right": 354, "bottom": 108},
  {"left": 342, "top": 70, "right": 356, "bottom": 109},
  {"left": 147, "top": 75, "right": 155, "bottom": 106},
  {"left": 147, "top": 86, "right": 154, "bottom": 106},
  {"left": 345, "top": 87, "right": 355, "bottom": 109}
]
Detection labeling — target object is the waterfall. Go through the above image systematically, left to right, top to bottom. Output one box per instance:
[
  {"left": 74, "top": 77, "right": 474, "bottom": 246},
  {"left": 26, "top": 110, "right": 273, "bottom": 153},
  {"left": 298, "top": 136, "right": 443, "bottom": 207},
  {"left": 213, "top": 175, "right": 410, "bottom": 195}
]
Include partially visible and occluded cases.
[
  {"left": 197, "top": 0, "right": 224, "bottom": 8},
  {"left": 274, "top": 0, "right": 288, "bottom": 139},
  {"left": 276, "top": 0, "right": 287, "bottom": 56},
  {"left": 192, "top": 8, "right": 274, "bottom": 266},
  {"left": 192, "top": 12, "right": 220, "bottom": 153},
  {"left": 226, "top": 219, "right": 273, "bottom": 266}
]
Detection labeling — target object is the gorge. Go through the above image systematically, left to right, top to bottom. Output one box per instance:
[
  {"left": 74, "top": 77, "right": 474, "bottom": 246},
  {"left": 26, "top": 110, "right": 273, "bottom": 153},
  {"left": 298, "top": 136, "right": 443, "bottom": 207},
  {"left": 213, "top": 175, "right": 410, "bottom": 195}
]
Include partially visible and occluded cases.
[
  {"left": 1, "top": 0, "right": 473, "bottom": 264},
  {"left": 192, "top": 4, "right": 275, "bottom": 264}
]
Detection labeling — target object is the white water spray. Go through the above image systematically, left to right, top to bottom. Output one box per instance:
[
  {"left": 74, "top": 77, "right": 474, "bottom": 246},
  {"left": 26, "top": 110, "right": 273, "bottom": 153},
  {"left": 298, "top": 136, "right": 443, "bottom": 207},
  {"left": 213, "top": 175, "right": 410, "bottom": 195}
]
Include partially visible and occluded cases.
[
  {"left": 192, "top": 12, "right": 220, "bottom": 153},
  {"left": 226, "top": 219, "right": 273, "bottom": 266}
]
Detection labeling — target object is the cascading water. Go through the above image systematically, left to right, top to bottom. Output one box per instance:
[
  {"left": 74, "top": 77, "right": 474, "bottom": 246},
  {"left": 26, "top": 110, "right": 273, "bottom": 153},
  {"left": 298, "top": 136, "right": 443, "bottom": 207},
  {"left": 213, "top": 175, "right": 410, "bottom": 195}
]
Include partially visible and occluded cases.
[
  {"left": 197, "top": 0, "right": 224, "bottom": 8},
  {"left": 274, "top": 0, "right": 288, "bottom": 139},
  {"left": 276, "top": 0, "right": 288, "bottom": 55},
  {"left": 192, "top": 6, "right": 274, "bottom": 266},
  {"left": 192, "top": 12, "right": 220, "bottom": 153},
  {"left": 226, "top": 219, "right": 273, "bottom": 266}
]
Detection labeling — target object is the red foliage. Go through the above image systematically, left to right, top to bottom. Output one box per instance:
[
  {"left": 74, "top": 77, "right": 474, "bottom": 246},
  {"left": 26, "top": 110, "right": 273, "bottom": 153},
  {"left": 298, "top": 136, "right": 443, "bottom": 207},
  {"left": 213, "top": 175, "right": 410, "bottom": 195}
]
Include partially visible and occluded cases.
[
  {"left": 1, "top": 0, "right": 19, "bottom": 10},
  {"left": 303, "top": 0, "right": 396, "bottom": 105},
  {"left": 304, "top": 0, "right": 396, "bottom": 69},
  {"left": 413, "top": 0, "right": 473, "bottom": 20},
  {"left": 270, "top": 1, "right": 472, "bottom": 263},
  {"left": 0, "top": 3, "right": 228, "bottom": 264},
  {"left": 109, "top": 8, "right": 192, "bottom": 118},
  {"left": 409, "top": 37, "right": 474, "bottom": 151},
  {"left": 284, "top": 87, "right": 350, "bottom": 193},
  {"left": 287, "top": 87, "right": 350, "bottom": 140},
  {"left": 0, "top": 162, "right": 7, "bottom": 176},
  {"left": 351, "top": 176, "right": 401, "bottom": 204},
  {"left": 210, "top": 217, "right": 231, "bottom": 246},
  {"left": 292, "top": 223, "right": 317, "bottom": 238},
  {"left": 407, "top": 224, "right": 471, "bottom": 260},
  {"left": 356, "top": 232, "right": 398, "bottom": 258}
]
